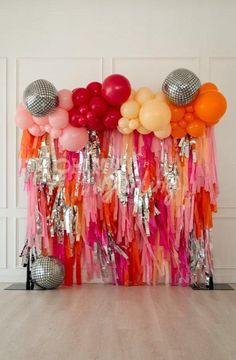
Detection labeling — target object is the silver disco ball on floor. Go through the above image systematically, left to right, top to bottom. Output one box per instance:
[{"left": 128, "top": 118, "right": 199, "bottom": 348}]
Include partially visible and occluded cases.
[
  {"left": 162, "top": 68, "right": 201, "bottom": 106},
  {"left": 24, "top": 79, "right": 58, "bottom": 117},
  {"left": 31, "top": 256, "right": 64, "bottom": 289}
]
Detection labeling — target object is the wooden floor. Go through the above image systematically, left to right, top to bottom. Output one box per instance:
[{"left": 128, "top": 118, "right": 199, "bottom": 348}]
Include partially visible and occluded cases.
[{"left": 0, "top": 283, "right": 236, "bottom": 360}]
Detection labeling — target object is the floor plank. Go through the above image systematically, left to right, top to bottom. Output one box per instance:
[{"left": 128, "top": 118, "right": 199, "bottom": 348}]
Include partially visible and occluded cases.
[{"left": 0, "top": 283, "right": 235, "bottom": 360}]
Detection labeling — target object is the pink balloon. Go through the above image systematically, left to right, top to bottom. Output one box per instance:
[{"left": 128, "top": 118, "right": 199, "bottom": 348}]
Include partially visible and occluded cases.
[
  {"left": 58, "top": 89, "right": 73, "bottom": 111},
  {"left": 16, "top": 103, "right": 26, "bottom": 113},
  {"left": 15, "top": 107, "right": 34, "bottom": 129},
  {"left": 48, "top": 108, "right": 69, "bottom": 129},
  {"left": 33, "top": 116, "right": 48, "bottom": 126},
  {"left": 44, "top": 124, "right": 52, "bottom": 133},
  {"left": 28, "top": 125, "right": 45, "bottom": 137},
  {"left": 59, "top": 125, "right": 89, "bottom": 152},
  {"left": 50, "top": 128, "right": 62, "bottom": 139}
]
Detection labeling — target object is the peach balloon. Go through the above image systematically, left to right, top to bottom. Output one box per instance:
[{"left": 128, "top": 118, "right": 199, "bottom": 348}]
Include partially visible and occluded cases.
[
  {"left": 135, "top": 87, "right": 154, "bottom": 105},
  {"left": 58, "top": 89, "right": 74, "bottom": 111},
  {"left": 128, "top": 89, "right": 136, "bottom": 100},
  {"left": 155, "top": 92, "right": 166, "bottom": 102},
  {"left": 120, "top": 100, "right": 140, "bottom": 119},
  {"left": 139, "top": 100, "right": 171, "bottom": 131},
  {"left": 49, "top": 108, "right": 69, "bottom": 129},
  {"left": 33, "top": 116, "right": 48, "bottom": 126},
  {"left": 118, "top": 117, "right": 129, "bottom": 128},
  {"left": 129, "top": 118, "right": 140, "bottom": 130},
  {"left": 154, "top": 124, "right": 171, "bottom": 139},
  {"left": 118, "top": 126, "right": 133, "bottom": 135},
  {"left": 137, "top": 126, "right": 151, "bottom": 135}
]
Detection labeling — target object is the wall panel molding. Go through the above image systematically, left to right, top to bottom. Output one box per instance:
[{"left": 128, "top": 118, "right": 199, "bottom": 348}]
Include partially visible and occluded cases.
[
  {"left": 0, "top": 58, "right": 7, "bottom": 209},
  {"left": 0, "top": 217, "right": 7, "bottom": 269}
]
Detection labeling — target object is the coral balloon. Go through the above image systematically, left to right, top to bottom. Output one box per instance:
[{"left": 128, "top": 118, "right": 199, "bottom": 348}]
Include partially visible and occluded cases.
[
  {"left": 102, "top": 74, "right": 131, "bottom": 106},
  {"left": 87, "top": 82, "right": 102, "bottom": 96},
  {"left": 199, "top": 82, "right": 218, "bottom": 94},
  {"left": 135, "top": 87, "right": 154, "bottom": 105},
  {"left": 72, "top": 88, "right": 90, "bottom": 107},
  {"left": 58, "top": 89, "right": 73, "bottom": 111},
  {"left": 194, "top": 91, "right": 227, "bottom": 124},
  {"left": 89, "top": 96, "right": 108, "bottom": 116},
  {"left": 120, "top": 99, "right": 140, "bottom": 119},
  {"left": 139, "top": 100, "right": 171, "bottom": 131},
  {"left": 169, "top": 103, "right": 186, "bottom": 122},
  {"left": 15, "top": 107, "right": 34, "bottom": 129},
  {"left": 49, "top": 108, "right": 69, "bottom": 129},
  {"left": 103, "top": 108, "right": 121, "bottom": 129},
  {"left": 33, "top": 116, "right": 48, "bottom": 126},
  {"left": 129, "top": 119, "right": 140, "bottom": 130},
  {"left": 187, "top": 119, "right": 206, "bottom": 137},
  {"left": 44, "top": 124, "right": 52, "bottom": 133},
  {"left": 154, "top": 124, "right": 171, "bottom": 139},
  {"left": 28, "top": 125, "right": 45, "bottom": 137},
  {"left": 59, "top": 125, "right": 89, "bottom": 152},
  {"left": 171, "top": 125, "right": 187, "bottom": 138},
  {"left": 137, "top": 126, "right": 151, "bottom": 135},
  {"left": 50, "top": 128, "right": 62, "bottom": 139}
]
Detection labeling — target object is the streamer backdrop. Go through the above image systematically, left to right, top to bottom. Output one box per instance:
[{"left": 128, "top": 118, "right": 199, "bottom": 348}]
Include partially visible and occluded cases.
[{"left": 15, "top": 69, "right": 227, "bottom": 287}]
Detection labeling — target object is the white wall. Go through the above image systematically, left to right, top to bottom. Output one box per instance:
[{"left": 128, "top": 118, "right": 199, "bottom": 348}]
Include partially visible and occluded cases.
[{"left": 0, "top": 0, "right": 235, "bottom": 282}]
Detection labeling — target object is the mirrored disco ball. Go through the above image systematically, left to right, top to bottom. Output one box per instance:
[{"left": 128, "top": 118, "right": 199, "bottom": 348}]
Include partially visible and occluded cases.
[
  {"left": 162, "top": 68, "right": 201, "bottom": 106},
  {"left": 23, "top": 79, "right": 58, "bottom": 117},
  {"left": 31, "top": 256, "right": 64, "bottom": 289}
]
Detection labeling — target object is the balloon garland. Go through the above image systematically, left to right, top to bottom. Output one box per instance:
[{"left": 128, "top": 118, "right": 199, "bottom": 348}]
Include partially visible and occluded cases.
[{"left": 15, "top": 69, "right": 227, "bottom": 287}]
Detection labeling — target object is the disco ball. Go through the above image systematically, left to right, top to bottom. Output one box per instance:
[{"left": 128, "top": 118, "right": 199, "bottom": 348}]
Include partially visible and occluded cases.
[
  {"left": 162, "top": 68, "right": 201, "bottom": 106},
  {"left": 23, "top": 79, "right": 58, "bottom": 117},
  {"left": 31, "top": 256, "right": 64, "bottom": 289}
]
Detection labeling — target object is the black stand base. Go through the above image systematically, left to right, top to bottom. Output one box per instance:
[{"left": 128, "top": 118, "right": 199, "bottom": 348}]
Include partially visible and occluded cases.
[
  {"left": 4, "top": 283, "right": 41, "bottom": 290},
  {"left": 191, "top": 283, "right": 234, "bottom": 290}
]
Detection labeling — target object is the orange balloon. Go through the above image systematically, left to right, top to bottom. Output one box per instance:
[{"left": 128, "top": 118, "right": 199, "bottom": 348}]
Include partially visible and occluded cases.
[
  {"left": 199, "top": 82, "right": 218, "bottom": 94},
  {"left": 194, "top": 91, "right": 227, "bottom": 124},
  {"left": 169, "top": 103, "right": 186, "bottom": 122},
  {"left": 186, "top": 105, "right": 194, "bottom": 113},
  {"left": 184, "top": 113, "right": 194, "bottom": 122},
  {"left": 179, "top": 119, "right": 187, "bottom": 128},
  {"left": 187, "top": 119, "right": 206, "bottom": 137},
  {"left": 171, "top": 124, "right": 187, "bottom": 138}
]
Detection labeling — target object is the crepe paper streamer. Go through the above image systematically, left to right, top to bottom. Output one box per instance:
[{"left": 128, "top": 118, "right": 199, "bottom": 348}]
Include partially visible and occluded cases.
[{"left": 19, "top": 128, "right": 218, "bottom": 287}]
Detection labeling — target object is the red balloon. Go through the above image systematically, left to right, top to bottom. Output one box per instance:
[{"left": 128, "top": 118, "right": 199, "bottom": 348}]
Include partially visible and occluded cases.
[
  {"left": 102, "top": 74, "right": 131, "bottom": 106},
  {"left": 87, "top": 82, "right": 102, "bottom": 96},
  {"left": 72, "top": 88, "right": 90, "bottom": 107},
  {"left": 89, "top": 96, "right": 108, "bottom": 116},
  {"left": 79, "top": 104, "right": 89, "bottom": 115},
  {"left": 69, "top": 108, "right": 81, "bottom": 127},
  {"left": 103, "top": 108, "right": 121, "bottom": 129},
  {"left": 86, "top": 110, "right": 97, "bottom": 122},
  {"left": 87, "top": 116, "right": 103, "bottom": 131}
]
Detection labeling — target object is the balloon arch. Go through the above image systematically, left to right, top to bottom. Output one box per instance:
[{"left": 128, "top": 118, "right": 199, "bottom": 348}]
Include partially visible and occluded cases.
[{"left": 15, "top": 69, "right": 226, "bottom": 288}]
